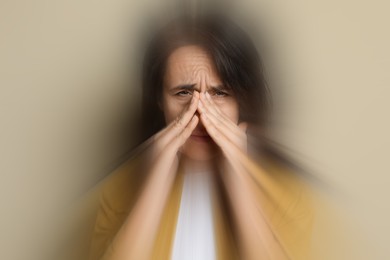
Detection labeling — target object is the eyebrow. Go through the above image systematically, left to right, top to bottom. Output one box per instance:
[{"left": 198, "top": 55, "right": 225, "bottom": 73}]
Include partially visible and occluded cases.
[
  {"left": 170, "top": 83, "right": 228, "bottom": 92},
  {"left": 170, "top": 84, "right": 197, "bottom": 92}
]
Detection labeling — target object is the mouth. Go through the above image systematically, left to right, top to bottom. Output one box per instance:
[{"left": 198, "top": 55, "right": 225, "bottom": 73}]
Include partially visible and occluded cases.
[{"left": 190, "top": 133, "right": 211, "bottom": 142}]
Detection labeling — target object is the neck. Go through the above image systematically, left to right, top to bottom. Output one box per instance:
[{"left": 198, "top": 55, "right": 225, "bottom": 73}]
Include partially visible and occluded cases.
[{"left": 181, "top": 155, "right": 216, "bottom": 173}]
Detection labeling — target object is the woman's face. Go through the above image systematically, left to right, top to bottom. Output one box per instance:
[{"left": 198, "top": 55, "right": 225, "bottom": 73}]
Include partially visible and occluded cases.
[{"left": 162, "top": 45, "right": 239, "bottom": 161}]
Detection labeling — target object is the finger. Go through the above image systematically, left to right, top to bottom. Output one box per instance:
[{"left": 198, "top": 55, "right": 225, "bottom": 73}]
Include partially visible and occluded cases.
[
  {"left": 155, "top": 91, "right": 199, "bottom": 147},
  {"left": 172, "top": 91, "right": 199, "bottom": 130},
  {"left": 201, "top": 92, "right": 246, "bottom": 138},
  {"left": 202, "top": 92, "right": 234, "bottom": 126},
  {"left": 205, "top": 92, "right": 244, "bottom": 136},
  {"left": 198, "top": 93, "right": 247, "bottom": 147},
  {"left": 198, "top": 100, "right": 241, "bottom": 144},
  {"left": 200, "top": 107, "right": 247, "bottom": 152},
  {"left": 199, "top": 112, "right": 237, "bottom": 153},
  {"left": 199, "top": 112, "right": 224, "bottom": 146},
  {"left": 201, "top": 113, "right": 246, "bottom": 165},
  {"left": 149, "top": 114, "right": 198, "bottom": 172},
  {"left": 171, "top": 115, "right": 199, "bottom": 148}
]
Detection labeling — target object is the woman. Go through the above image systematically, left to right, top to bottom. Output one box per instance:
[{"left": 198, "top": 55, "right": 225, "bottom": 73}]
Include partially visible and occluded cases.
[{"left": 89, "top": 15, "right": 313, "bottom": 260}]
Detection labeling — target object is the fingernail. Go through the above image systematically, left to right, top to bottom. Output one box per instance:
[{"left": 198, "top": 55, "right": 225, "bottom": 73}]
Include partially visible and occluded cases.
[
  {"left": 206, "top": 92, "right": 211, "bottom": 99},
  {"left": 198, "top": 102, "right": 203, "bottom": 110}
]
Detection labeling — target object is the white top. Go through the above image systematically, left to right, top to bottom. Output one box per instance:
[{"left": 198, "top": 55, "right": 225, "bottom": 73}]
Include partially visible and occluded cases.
[{"left": 171, "top": 168, "right": 217, "bottom": 260}]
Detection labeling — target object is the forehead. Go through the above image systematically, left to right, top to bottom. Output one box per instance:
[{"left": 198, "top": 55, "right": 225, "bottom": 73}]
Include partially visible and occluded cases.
[{"left": 164, "top": 45, "right": 222, "bottom": 87}]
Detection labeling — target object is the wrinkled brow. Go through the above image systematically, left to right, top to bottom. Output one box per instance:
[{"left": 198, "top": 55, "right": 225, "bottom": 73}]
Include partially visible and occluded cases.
[{"left": 170, "top": 84, "right": 228, "bottom": 92}]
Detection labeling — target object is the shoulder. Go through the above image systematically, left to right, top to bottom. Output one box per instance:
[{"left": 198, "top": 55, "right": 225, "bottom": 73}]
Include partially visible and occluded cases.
[
  {"left": 260, "top": 151, "right": 315, "bottom": 223},
  {"left": 260, "top": 152, "right": 315, "bottom": 259},
  {"left": 99, "top": 156, "right": 146, "bottom": 214}
]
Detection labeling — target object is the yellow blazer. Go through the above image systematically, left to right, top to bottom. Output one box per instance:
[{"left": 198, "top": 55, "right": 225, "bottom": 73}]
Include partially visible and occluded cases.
[{"left": 88, "top": 154, "right": 314, "bottom": 260}]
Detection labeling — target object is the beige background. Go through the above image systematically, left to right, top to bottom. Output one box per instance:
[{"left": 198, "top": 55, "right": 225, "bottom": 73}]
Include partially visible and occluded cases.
[{"left": 1, "top": 0, "right": 389, "bottom": 259}]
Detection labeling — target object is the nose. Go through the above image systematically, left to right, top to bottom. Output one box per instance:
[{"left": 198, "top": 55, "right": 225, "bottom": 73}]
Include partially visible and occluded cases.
[{"left": 199, "top": 76, "right": 208, "bottom": 94}]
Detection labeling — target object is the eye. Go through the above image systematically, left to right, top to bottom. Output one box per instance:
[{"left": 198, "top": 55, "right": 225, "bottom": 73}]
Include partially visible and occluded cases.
[
  {"left": 175, "top": 90, "right": 193, "bottom": 97},
  {"left": 212, "top": 90, "right": 229, "bottom": 97}
]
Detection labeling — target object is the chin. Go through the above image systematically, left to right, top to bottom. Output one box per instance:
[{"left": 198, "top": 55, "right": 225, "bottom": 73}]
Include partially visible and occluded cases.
[{"left": 180, "top": 138, "right": 219, "bottom": 161}]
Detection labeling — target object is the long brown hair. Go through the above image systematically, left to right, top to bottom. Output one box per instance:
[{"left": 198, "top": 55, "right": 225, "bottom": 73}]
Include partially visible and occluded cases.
[{"left": 139, "top": 14, "right": 270, "bottom": 144}]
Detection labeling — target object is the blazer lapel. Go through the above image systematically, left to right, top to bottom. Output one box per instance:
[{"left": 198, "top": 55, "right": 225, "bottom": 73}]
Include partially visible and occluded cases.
[
  {"left": 151, "top": 164, "right": 240, "bottom": 260},
  {"left": 151, "top": 165, "right": 185, "bottom": 260},
  {"left": 211, "top": 175, "right": 240, "bottom": 260}
]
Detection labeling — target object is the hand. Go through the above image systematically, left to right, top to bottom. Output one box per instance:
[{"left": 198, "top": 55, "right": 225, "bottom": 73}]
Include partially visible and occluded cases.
[
  {"left": 136, "top": 91, "right": 200, "bottom": 165},
  {"left": 152, "top": 91, "right": 200, "bottom": 157},
  {"left": 197, "top": 91, "right": 248, "bottom": 160},
  {"left": 104, "top": 92, "right": 200, "bottom": 260},
  {"left": 197, "top": 92, "right": 290, "bottom": 260}
]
